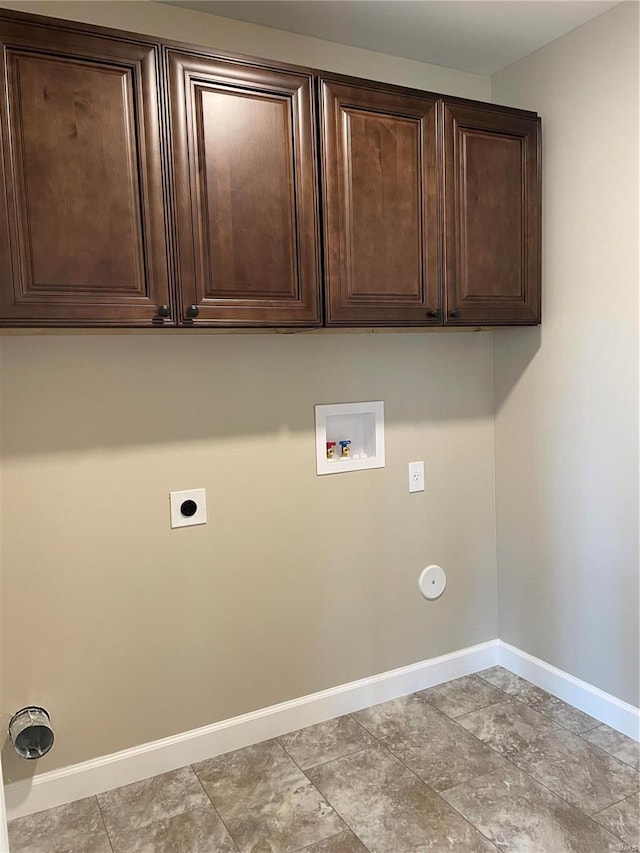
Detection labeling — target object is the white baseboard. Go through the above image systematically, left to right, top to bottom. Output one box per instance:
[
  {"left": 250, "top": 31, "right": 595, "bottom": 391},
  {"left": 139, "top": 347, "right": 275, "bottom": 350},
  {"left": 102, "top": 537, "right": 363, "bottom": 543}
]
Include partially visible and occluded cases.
[
  {"left": 4, "top": 639, "right": 499, "bottom": 821},
  {"left": 6, "top": 639, "right": 638, "bottom": 824},
  {"left": 498, "top": 640, "right": 640, "bottom": 741}
]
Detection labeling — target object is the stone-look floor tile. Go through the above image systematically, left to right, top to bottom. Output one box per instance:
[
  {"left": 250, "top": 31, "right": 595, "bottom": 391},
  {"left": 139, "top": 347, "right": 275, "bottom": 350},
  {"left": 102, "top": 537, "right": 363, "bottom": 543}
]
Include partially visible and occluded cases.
[
  {"left": 478, "top": 666, "right": 550, "bottom": 704},
  {"left": 477, "top": 667, "right": 600, "bottom": 734},
  {"left": 419, "top": 674, "right": 506, "bottom": 718},
  {"left": 13, "top": 681, "right": 632, "bottom": 853},
  {"left": 527, "top": 693, "right": 601, "bottom": 734},
  {"left": 354, "top": 694, "right": 506, "bottom": 791},
  {"left": 457, "top": 698, "right": 558, "bottom": 757},
  {"left": 458, "top": 700, "right": 640, "bottom": 813},
  {"left": 279, "top": 715, "right": 373, "bottom": 770},
  {"left": 582, "top": 724, "right": 640, "bottom": 769},
  {"left": 510, "top": 727, "right": 640, "bottom": 815},
  {"left": 194, "top": 739, "right": 312, "bottom": 814},
  {"left": 195, "top": 740, "right": 344, "bottom": 852},
  {"left": 307, "top": 745, "right": 497, "bottom": 852},
  {"left": 442, "top": 764, "right": 623, "bottom": 853},
  {"left": 97, "top": 765, "right": 209, "bottom": 837},
  {"left": 222, "top": 781, "right": 344, "bottom": 853},
  {"left": 593, "top": 792, "right": 640, "bottom": 848},
  {"left": 8, "top": 797, "right": 111, "bottom": 853},
  {"left": 109, "top": 805, "right": 237, "bottom": 853},
  {"left": 298, "top": 829, "right": 369, "bottom": 852}
]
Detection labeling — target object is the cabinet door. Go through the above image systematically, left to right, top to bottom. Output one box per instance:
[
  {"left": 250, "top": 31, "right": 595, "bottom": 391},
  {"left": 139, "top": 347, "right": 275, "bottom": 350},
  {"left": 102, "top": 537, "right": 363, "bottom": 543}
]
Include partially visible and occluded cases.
[
  {"left": 0, "top": 17, "right": 171, "bottom": 326},
  {"left": 167, "top": 51, "right": 321, "bottom": 326},
  {"left": 320, "top": 78, "right": 440, "bottom": 326},
  {"left": 443, "top": 102, "right": 541, "bottom": 325}
]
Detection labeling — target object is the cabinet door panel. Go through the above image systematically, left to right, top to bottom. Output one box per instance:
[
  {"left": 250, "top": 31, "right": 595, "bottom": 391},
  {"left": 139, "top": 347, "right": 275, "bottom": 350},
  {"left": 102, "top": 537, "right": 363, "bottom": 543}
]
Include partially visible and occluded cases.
[
  {"left": 0, "top": 19, "right": 171, "bottom": 325},
  {"left": 168, "top": 51, "right": 320, "bottom": 326},
  {"left": 320, "top": 79, "right": 440, "bottom": 326},
  {"left": 197, "top": 88, "right": 296, "bottom": 299},
  {"left": 443, "top": 103, "right": 541, "bottom": 325}
]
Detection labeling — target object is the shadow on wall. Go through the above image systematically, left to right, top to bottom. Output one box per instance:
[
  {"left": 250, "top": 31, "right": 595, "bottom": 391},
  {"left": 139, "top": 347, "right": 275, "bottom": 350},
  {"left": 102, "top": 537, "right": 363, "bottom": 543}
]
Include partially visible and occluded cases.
[
  {"left": 492, "top": 326, "right": 542, "bottom": 415},
  {"left": 0, "top": 331, "right": 499, "bottom": 456}
]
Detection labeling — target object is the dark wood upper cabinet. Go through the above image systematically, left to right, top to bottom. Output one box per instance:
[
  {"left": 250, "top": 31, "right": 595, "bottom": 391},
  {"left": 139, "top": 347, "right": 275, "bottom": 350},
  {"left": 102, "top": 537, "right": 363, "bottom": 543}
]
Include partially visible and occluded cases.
[
  {"left": 0, "top": 10, "right": 542, "bottom": 330},
  {"left": 0, "top": 16, "right": 171, "bottom": 326},
  {"left": 166, "top": 50, "right": 321, "bottom": 326},
  {"left": 320, "top": 78, "right": 441, "bottom": 326},
  {"left": 443, "top": 101, "right": 541, "bottom": 325}
]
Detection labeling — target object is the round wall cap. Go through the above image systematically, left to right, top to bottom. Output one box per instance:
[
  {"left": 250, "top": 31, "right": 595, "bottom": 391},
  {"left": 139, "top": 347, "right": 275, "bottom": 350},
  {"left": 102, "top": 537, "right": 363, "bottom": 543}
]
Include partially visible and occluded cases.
[{"left": 418, "top": 564, "right": 447, "bottom": 600}]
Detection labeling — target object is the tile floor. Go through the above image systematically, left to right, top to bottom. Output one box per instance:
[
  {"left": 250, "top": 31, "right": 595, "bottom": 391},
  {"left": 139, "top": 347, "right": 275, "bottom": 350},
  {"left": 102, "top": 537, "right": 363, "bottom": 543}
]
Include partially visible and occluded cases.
[{"left": 8, "top": 667, "right": 640, "bottom": 853}]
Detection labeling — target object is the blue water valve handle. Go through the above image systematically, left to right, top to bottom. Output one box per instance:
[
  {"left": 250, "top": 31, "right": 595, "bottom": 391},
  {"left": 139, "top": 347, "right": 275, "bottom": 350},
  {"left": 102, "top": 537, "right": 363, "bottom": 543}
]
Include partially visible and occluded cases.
[{"left": 339, "top": 439, "right": 351, "bottom": 458}]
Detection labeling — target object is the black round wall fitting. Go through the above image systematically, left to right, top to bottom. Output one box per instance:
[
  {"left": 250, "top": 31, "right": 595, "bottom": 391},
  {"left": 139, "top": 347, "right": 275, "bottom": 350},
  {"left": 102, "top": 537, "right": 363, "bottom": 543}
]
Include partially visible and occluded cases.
[{"left": 180, "top": 499, "right": 198, "bottom": 517}]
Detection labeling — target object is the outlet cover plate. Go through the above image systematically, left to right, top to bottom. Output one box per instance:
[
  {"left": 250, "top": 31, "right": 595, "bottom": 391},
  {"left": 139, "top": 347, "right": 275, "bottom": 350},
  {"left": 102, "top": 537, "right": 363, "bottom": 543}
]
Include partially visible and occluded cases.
[
  {"left": 408, "top": 461, "right": 425, "bottom": 493},
  {"left": 170, "top": 488, "right": 207, "bottom": 528}
]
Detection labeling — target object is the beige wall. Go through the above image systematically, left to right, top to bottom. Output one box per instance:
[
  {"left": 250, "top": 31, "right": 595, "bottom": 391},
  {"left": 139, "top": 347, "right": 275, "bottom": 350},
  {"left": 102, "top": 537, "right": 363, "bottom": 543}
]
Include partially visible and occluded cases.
[
  {"left": 0, "top": 0, "right": 490, "bottom": 99},
  {"left": 0, "top": 1, "right": 496, "bottom": 781},
  {"left": 492, "top": 1, "right": 639, "bottom": 706}
]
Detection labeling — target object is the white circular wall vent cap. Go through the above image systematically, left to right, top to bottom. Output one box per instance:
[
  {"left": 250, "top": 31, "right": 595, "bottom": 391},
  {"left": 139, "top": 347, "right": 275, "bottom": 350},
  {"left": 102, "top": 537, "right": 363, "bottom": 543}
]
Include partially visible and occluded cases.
[{"left": 418, "top": 565, "right": 447, "bottom": 600}]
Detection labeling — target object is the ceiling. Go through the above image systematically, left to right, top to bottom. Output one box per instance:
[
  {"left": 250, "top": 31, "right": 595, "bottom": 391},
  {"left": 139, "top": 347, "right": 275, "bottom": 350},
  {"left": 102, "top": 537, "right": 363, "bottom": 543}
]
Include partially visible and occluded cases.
[{"left": 160, "top": 0, "right": 619, "bottom": 75}]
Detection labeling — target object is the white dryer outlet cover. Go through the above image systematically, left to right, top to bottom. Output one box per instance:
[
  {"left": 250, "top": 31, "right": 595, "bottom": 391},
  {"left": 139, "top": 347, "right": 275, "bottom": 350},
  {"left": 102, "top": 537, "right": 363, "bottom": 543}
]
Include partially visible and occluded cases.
[
  {"left": 170, "top": 488, "right": 207, "bottom": 528},
  {"left": 418, "top": 565, "right": 447, "bottom": 600}
]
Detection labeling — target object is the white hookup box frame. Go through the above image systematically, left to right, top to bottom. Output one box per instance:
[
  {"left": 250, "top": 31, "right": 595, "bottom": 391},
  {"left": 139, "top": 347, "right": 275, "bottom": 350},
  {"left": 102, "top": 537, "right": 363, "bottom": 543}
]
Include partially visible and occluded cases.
[{"left": 314, "top": 401, "right": 385, "bottom": 475}]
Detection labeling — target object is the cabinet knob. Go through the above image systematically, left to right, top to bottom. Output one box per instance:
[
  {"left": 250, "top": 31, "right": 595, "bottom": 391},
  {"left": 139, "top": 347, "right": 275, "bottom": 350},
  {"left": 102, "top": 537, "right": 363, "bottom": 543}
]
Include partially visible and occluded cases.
[
  {"left": 157, "top": 305, "right": 171, "bottom": 319},
  {"left": 186, "top": 305, "right": 200, "bottom": 319},
  {"left": 427, "top": 308, "right": 440, "bottom": 319},
  {"left": 448, "top": 309, "right": 459, "bottom": 318}
]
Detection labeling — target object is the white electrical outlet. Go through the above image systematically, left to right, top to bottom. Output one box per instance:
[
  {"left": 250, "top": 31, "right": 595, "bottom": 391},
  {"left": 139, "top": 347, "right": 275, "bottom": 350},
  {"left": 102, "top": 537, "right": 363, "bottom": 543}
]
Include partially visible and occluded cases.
[
  {"left": 408, "top": 461, "right": 425, "bottom": 493},
  {"left": 170, "top": 488, "right": 207, "bottom": 528}
]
